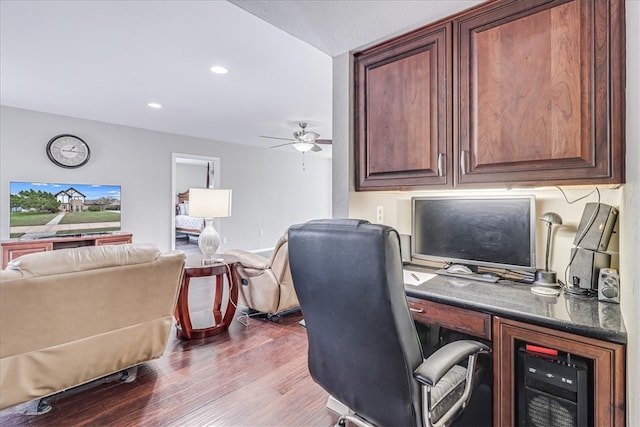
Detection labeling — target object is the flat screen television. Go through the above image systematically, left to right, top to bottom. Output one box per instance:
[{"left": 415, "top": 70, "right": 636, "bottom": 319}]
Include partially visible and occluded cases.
[
  {"left": 9, "top": 181, "right": 121, "bottom": 238},
  {"left": 411, "top": 195, "right": 536, "bottom": 272}
]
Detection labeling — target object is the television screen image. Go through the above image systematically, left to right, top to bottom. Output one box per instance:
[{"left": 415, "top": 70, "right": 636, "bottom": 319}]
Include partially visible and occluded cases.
[
  {"left": 9, "top": 181, "right": 121, "bottom": 238},
  {"left": 412, "top": 196, "right": 536, "bottom": 272}
]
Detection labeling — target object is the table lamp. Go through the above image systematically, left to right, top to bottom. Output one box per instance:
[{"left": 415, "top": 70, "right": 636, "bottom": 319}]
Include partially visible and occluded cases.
[
  {"left": 188, "top": 188, "right": 232, "bottom": 263},
  {"left": 534, "top": 212, "right": 563, "bottom": 287}
]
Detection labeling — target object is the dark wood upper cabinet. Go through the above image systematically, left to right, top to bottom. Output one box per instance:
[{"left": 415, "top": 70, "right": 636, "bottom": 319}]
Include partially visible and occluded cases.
[
  {"left": 354, "top": 0, "right": 624, "bottom": 190},
  {"left": 454, "top": 0, "right": 625, "bottom": 186},
  {"left": 355, "top": 23, "right": 451, "bottom": 190}
]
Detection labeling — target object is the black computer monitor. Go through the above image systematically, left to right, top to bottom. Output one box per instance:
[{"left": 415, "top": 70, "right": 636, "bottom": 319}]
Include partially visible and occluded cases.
[{"left": 411, "top": 195, "right": 536, "bottom": 272}]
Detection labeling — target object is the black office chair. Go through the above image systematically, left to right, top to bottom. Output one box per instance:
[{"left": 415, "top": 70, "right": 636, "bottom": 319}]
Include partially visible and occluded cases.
[{"left": 288, "top": 219, "right": 490, "bottom": 427}]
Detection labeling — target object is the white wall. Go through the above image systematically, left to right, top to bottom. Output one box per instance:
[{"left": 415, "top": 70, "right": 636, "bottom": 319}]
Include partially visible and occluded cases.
[
  {"left": 620, "top": 1, "right": 640, "bottom": 422},
  {"left": 332, "top": 4, "right": 639, "bottom": 422},
  {"left": 331, "top": 53, "right": 351, "bottom": 218},
  {"left": 0, "top": 106, "right": 332, "bottom": 252},
  {"left": 175, "top": 163, "right": 209, "bottom": 194},
  {"left": 348, "top": 186, "right": 622, "bottom": 273}
]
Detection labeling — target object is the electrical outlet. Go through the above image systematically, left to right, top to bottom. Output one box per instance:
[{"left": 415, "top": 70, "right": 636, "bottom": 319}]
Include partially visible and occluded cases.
[
  {"left": 376, "top": 206, "right": 384, "bottom": 223},
  {"left": 259, "top": 229, "right": 264, "bottom": 236},
  {"left": 222, "top": 237, "right": 228, "bottom": 244}
]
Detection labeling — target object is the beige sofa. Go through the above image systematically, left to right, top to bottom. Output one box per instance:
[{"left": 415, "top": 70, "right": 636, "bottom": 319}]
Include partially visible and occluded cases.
[{"left": 0, "top": 244, "right": 185, "bottom": 410}]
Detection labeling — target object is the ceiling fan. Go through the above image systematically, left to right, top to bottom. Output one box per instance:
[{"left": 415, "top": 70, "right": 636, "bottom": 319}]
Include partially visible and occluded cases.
[{"left": 260, "top": 122, "right": 332, "bottom": 153}]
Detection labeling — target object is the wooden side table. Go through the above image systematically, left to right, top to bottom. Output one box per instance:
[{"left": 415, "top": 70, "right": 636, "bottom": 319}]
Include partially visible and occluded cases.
[{"left": 174, "top": 254, "right": 239, "bottom": 340}]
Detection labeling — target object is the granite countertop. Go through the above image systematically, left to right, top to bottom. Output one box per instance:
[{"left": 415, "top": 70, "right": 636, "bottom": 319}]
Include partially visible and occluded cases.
[{"left": 404, "top": 266, "right": 627, "bottom": 344}]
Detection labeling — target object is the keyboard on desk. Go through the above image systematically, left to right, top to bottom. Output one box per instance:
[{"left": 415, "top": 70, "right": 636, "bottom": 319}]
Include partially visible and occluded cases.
[{"left": 435, "top": 268, "right": 500, "bottom": 283}]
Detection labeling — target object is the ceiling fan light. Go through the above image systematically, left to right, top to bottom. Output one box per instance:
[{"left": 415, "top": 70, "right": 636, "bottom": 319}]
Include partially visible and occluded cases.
[{"left": 293, "top": 142, "right": 314, "bottom": 152}]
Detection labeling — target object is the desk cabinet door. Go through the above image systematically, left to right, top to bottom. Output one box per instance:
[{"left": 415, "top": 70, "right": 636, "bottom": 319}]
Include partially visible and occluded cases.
[
  {"left": 407, "top": 297, "right": 491, "bottom": 341},
  {"left": 493, "top": 317, "right": 625, "bottom": 427}
]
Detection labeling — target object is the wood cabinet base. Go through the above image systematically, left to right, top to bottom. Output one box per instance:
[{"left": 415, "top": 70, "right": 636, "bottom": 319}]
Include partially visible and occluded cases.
[
  {"left": 1, "top": 233, "right": 133, "bottom": 268},
  {"left": 493, "top": 317, "right": 625, "bottom": 427}
]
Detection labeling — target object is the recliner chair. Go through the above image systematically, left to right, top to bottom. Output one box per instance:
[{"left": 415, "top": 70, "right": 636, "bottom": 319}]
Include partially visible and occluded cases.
[
  {"left": 288, "top": 219, "right": 490, "bottom": 427},
  {"left": 226, "top": 232, "right": 299, "bottom": 317}
]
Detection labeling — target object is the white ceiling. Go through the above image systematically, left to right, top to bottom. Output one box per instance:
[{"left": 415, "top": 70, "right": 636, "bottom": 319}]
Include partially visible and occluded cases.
[
  {"left": 0, "top": 1, "right": 481, "bottom": 158},
  {"left": 230, "top": 1, "right": 482, "bottom": 57}
]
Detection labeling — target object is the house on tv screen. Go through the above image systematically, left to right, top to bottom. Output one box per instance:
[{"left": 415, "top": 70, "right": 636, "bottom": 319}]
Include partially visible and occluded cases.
[{"left": 55, "top": 187, "right": 120, "bottom": 212}]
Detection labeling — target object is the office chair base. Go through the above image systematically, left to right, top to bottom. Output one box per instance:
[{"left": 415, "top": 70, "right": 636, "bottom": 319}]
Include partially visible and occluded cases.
[
  {"left": 327, "top": 396, "right": 375, "bottom": 427},
  {"left": 336, "top": 413, "right": 375, "bottom": 427}
]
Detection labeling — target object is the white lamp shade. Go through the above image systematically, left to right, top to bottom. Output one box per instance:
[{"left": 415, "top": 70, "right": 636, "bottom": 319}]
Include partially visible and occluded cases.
[{"left": 188, "top": 188, "right": 232, "bottom": 218}]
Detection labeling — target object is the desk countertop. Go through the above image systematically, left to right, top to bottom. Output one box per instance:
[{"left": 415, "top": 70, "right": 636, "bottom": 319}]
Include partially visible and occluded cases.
[{"left": 404, "top": 266, "right": 627, "bottom": 344}]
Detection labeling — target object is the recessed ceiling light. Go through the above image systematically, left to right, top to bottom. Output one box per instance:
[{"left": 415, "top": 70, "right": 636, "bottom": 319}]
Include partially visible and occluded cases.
[
  {"left": 210, "top": 66, "right": 228, "bottom": 74},
  {"left": 147, "top": 102, "right": 162, "bottom": 109}
]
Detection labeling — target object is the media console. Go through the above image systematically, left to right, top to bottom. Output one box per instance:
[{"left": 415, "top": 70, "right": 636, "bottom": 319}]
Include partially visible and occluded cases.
[{"left": 1, "top": 233, "right": 133, "bottom": 268}]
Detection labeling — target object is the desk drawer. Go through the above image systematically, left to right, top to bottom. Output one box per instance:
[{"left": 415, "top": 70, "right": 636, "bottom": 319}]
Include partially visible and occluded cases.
[{"left": 407, "top": 296, "right": 492, "bottom": 341}]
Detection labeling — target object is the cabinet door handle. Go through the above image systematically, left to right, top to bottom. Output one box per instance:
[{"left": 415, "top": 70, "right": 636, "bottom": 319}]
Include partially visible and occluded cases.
[
  {"left": 460, "top": 150, "right": 467, "bottom": 175},
  {"left": 437, "top": 153, "right": 444, "bottom": 177},
  {"left": 410, "top": 307, "right": 425, "bottom": 313}
]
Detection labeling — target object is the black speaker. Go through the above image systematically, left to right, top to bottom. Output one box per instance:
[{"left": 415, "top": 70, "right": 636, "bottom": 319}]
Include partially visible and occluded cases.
[
  {"left": 573, "top": 203, "right": 618, "bottom": 251},
  {"left": 400, "top": 234, "right": 411, "bottom": 264},
  {"left": 569, "top": 248, "right": 611, "bottom": 291},
  {"left": 517, "top": 347, "right": 591, "bottom": 427}
]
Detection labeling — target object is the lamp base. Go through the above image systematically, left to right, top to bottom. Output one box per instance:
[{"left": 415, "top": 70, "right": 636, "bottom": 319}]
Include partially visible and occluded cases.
[
  {"left": 198, "top": 218, "right": 220, "bottom": 263},
  {"left": 533, "top": 270, "right": 559, "bottom": 287}
]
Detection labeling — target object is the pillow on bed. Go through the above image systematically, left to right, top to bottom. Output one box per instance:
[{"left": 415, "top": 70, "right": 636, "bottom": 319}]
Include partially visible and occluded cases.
[{"left": 178, "top": 203, "right": 187, "bottom": 215}]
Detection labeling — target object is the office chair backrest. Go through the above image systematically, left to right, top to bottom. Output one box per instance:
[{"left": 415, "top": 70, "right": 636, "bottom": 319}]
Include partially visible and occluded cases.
[{"left": 289, "top": 219, "right": 424, "bottom": 427}]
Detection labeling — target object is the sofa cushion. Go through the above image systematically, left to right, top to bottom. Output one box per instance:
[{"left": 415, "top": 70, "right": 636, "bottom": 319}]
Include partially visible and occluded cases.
[{"left": 6, "top": 243, "right": 160, "bottom": 278}]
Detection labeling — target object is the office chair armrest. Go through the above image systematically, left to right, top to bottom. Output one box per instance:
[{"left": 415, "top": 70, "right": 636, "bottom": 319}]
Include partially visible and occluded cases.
[
  {"left": 225, "top": 250, "right": 270, "bottom": 269},
  {"left": 414, "top": 340, "right": 490, "bottom": 386}
]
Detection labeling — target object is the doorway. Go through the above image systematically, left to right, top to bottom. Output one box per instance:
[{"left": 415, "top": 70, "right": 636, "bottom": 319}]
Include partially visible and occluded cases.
[{"left": 171, "top": 153, "right": 221, "bottom": 251}]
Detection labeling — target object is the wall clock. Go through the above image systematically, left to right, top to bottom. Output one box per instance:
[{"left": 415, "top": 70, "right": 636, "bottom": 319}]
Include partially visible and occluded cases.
[{"left": 46, "top": 134, "right": 91, "bottom": 168}]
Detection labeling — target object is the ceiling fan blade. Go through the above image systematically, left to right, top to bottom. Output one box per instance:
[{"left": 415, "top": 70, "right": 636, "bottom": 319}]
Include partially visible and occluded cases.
[
  {"left": 260, "top": 135, "right": 295, "bottom": 142},
  {"left": 315, "top": 139, "right": 332, "bottom": 145},
  {"left": 269, "top": 142, "right": 296, "bottom": 149},
  {"left": 311, "top": 144, "right": 322, "bottom": 152}
]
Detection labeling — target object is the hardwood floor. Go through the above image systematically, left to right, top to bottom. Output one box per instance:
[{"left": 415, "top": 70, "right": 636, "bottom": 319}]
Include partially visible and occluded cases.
[
  {"left": 1, "top": 246, "right": 492, "bottom": 426},
  {"left": 0, "top": 308, "right": 335, "bottom": 426}
]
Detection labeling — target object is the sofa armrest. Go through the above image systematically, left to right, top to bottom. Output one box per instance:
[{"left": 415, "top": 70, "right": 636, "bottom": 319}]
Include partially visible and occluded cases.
[{"left": 225, "top": 250, "right": 270, "bottom": 270}]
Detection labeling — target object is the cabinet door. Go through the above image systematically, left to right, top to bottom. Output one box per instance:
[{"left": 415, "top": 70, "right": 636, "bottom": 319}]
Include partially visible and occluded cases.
[
  {"left": 455, "top": 0, "right": 624, "bottom": 186},
  {"left": 355, "top": 23, "right": 451, "bottom": 190},
  {"left": 94, "top": 234, "right": 132, "bottom": 246},
  {"left": 2, "top": 241, "right": 53, "bottom": 268},
  {"left": 493, "top": 317, "right": 625, "bottom": 427}
]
